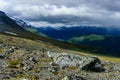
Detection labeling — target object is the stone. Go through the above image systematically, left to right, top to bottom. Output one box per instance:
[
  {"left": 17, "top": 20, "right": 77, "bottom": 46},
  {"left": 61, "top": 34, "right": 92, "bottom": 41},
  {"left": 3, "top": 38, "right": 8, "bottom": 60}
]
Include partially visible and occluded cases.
[
  {"left": 0, "top": 43, "right": 6, "bottom": 47},
  {"left": 11, "top": 46, "right": 19, "bottom": 50},
  {"left": 4, "top": 48, "right": 14, "bottom": 54},
  {"left": 47, "top": 51, "right": 55, "bottom": 58},
  {"left": 48, "top": 52, "right": 105, "bottom": 72},
  {"left": 0, "top": 54, "right": 5, "bottom": 59},
  {"left": 29, "top": 57, "right": 37, "bottom": 63},
  {"left": 82, "top": 57, "right": 105, "bottom": 72},
  {"left": 18, "top": 63, "right": 24, "bottom": 67},
  {"left": 112, "top": 64, "right": 120, "bottom": 71},
  {"left": 23, "top": 65, "right": 34, "bottom": 71},
  {"left": 49, "top": 66, "right": 60, "bottom": 73},
  {"left": 0, "top": 74, "right": 4, "bottom": 80},
  {"left": 62, "top": 74, "right": 86, "bottom": 80},
  {"left": 22, "top": 78, "right": 28, "bottom": 80}
]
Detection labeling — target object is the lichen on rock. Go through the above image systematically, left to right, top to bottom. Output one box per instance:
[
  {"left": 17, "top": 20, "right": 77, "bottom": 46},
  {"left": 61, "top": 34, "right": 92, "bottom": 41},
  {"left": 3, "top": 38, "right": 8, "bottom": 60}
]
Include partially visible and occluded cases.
[{"left": 47, "top": 51, "right": 105, "bottom": 72}]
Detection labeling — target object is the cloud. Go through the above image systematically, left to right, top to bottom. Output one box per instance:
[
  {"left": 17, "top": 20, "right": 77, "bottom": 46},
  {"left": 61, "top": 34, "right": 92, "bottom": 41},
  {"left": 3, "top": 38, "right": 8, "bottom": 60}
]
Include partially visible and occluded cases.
[
  {"left": 0, "top": 0, "right": 120, "bottom": 27},
  {"left": 0, "top": 0, "right": 10, "bottom": 11},
  {"left": 29, "top": 21, "right": 67, "bottom": 28}
]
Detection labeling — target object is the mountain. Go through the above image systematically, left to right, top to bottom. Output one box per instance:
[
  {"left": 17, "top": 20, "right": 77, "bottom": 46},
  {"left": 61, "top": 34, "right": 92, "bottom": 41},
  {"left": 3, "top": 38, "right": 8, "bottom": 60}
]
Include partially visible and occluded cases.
[
  {"left": 0, "top": 11, "right": 120, "bottom": 80},
  {"left": 0, "top": 11, "right": 83, "bottom": 52},
  {"left": 0, "top": 11, "right": 31, "bottom": 36},
  {"left": 0, "top": 11, "right": 47, "bottom": 40},
  {"left": 0, "top": 11, "right": 45, "bottom": 38},
  {"left": 12, "top": 18, "right": 28, "bottom": 28},
  {"left": 13, "top": 19, "right": 120, "bottom": 57},
  {"left": 14, "top": 20, "right": 120, "bottom": 40},
  {"left": 35, "top": 26, "right": 120, "bottom": 40},
  {"left": 36, "top": 27, "right": 120, "bottom": 56},
  {"left": 37, "top": 27, "right": 120, "bottom": 57},
  {"left": 67, "top": 34, "right": 120, "bottom": 56}
]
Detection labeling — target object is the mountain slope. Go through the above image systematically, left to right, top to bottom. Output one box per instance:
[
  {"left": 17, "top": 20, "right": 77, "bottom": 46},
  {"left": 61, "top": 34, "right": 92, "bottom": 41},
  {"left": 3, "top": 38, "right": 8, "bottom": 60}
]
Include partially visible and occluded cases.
[
  {"left": 0, "top": 11, "right": 83, "bottom": 52},
  {"left": 0, "top": 11, "right": 120, "bottom": 80},
  {"left": 0, "top": 11, "right": 28, "bottom": 35},
  {"left": 0, "top": 11, "right": 50, "bottom": 40},
  {"left": 10, "top": 12, "right": 120, "bottom": 57},
  {"left": 16, "top": 23, "right": 120, "bottom": 57},
  {"left": 0, "top": 31, "right": 120, "bottom": 80},
  {"left": 67, "top": 34, "right": 120, "bottom": 57}
]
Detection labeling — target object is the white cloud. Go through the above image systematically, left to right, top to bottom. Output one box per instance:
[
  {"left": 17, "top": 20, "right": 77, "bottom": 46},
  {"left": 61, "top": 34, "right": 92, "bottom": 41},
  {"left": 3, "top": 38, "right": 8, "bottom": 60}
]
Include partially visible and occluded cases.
[
  {"left": 0, "top": 0, "right": 10, "bottom": 11},
  {"left": 10, "top": 4, "right": 109, "bottom": 18},
  {"left": 29, "top": 21, "right": 65, "bottom": 28},
  {"left": 29, "top": 21, "right": 102, "bottom": 28}
]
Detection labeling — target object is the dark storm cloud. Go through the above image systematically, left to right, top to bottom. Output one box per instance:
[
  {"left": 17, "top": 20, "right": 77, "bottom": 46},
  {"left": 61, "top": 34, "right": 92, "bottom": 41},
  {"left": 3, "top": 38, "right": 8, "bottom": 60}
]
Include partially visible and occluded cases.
[
  {"left": 0, "top": 0, "right": 120, "bottom": 27},
  {"left": 85, "top": 0, "right": 120, "bottom": 12}
]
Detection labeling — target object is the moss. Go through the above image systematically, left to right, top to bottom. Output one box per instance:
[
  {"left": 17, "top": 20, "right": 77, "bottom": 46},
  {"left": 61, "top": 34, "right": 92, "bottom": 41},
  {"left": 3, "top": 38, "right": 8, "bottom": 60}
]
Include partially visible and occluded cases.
[
  {"left": 8, "top": 60, "right": 20, "bottom": 68},
  {"left": 9, "top": 60, "right": 19, "bottom": 65}
]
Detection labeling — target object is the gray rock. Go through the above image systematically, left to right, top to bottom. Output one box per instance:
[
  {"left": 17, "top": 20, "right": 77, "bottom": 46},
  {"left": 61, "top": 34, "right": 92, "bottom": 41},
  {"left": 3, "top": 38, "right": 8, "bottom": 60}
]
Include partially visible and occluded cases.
[
  {"left": 0, "top": 43, "right": 6, "bottom": 47},
  {"left": 11, "top": 46, "right": 19, "bottom": 50},
  {"left": 4, "top": 48, "right": 14, "bottom": 54},
  {"left": 47, "top": 51, "right": 55, "bottom": 58},
  {"left": 47, "top": 52, "right": 105, "bottom": 72},
  {"left": 0, "top": 54, "right": 5, "bottom": 59},
  {"left": 29, "top": 57, "right": 37, "bottom": 63},
  {"left": 82, "top": 57, "right": 105, "bottom": 72},
  {"left": 0, "top": 60, "right": 8, "bottom": 68},
  {"left": 18, "top": 63, "right": 24, "bottom": 67},
  {"left": 49, "top": 64, "right": 60, "bottom": 73},
  {"left": 112, "top": 64, "right": 120, "bottom": 71},
  {"left": 23, "top": 65, "right": 34, "bottom": 71},
  {"left": 0, "top": 74, "right": 4, "bottom": 80},
  {"left": 62, "top": 74, "right": 86, "bottom": 80}
]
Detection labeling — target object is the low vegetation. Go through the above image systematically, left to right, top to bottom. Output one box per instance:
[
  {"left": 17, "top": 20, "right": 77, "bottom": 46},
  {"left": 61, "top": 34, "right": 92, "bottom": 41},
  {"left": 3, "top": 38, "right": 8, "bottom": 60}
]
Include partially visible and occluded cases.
[{"left": 0, "top": 34, "right": 120, "bottom": 80}]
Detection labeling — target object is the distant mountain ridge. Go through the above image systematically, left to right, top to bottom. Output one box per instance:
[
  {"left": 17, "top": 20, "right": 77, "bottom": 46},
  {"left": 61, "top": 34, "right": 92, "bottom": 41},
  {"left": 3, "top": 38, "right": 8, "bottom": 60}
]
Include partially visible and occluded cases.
[
  {"left": 0, "top": 11, "right": 85, "bottom": 54},
  {"left": 0, "top": 11, "right": 29, "bottom": 36},
  {"left": 0, "top": 11, "right": 49, "bottom": 40},
  {"left": 0, "top": 11, "right": 120, "bottom": 80},
  {"left": 12, "top": 18, "right": 120, "bottom": 57},
  {"left": 13, "top": 18, "right": 120, "bottom": 39},
  {"left": 36, "top": 26, "right": 120, "bottom": 56}
]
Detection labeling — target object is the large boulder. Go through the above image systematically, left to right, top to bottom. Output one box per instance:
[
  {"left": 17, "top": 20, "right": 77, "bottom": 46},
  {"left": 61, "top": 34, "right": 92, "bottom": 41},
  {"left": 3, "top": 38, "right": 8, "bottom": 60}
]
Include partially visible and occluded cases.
[{"left": 47, "top": 51, "right": 105, "bottom": 72}]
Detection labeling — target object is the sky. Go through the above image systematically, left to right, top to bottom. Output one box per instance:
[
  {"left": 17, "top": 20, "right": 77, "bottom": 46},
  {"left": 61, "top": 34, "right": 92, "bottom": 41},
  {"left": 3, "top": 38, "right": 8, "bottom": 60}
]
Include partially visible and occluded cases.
[{"left": 0, "top": 0, "right": 120, "bottom": 27}]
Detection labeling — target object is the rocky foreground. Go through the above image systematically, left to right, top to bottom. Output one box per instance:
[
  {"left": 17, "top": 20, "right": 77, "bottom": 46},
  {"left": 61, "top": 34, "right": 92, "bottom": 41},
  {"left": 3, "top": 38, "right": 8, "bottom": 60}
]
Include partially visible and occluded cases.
[{"left": 0, "top": 34, "right": 120, "bottom": 80}]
